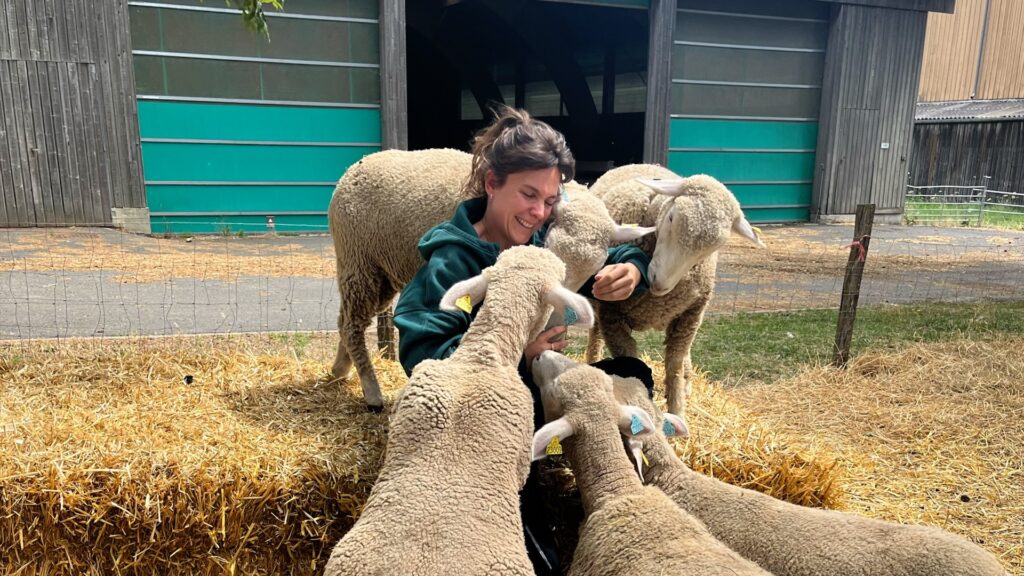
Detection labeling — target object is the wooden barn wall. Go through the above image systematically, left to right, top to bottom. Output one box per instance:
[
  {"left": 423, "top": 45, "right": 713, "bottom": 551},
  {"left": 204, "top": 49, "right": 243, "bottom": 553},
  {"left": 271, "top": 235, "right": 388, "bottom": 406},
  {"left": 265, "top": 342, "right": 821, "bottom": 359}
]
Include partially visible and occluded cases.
[
  {"left": 0, "top": 0, "right": 145, "bottom": 227},
  {"left": 918, "top": 0, "right": 984, "bottom": 102},
  {"left": 919, "top": 0, "right": 1024, "bottom": 101},
  {"left": 976, "top": 0, "right": 1024, "bottom": 100},
  {"left": 813, "top": 4, "right": 927, "bottom": 217},
  {"left": 909, "top": 121, "right": 1024, "bottom": 193}
]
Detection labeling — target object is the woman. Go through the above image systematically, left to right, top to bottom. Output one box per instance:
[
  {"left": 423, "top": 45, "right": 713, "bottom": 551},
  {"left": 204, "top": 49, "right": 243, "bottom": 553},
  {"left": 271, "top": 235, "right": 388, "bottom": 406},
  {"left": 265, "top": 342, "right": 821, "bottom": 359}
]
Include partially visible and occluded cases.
[{"left": 393, "top": 106, "right": 654, "bottom": 574}]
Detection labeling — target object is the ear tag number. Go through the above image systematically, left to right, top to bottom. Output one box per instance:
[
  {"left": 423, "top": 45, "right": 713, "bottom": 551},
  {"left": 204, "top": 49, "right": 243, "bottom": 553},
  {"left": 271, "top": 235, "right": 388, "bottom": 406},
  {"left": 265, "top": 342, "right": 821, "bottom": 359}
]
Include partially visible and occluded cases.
[
  {"left": 455, "top": 294, "right": 473, "bottom": 313},
  {"left": 563, "top": 307, "right": 578, "bottom": 327},
  {"left": 630, "top": 414, "right": 644, "bottom": 434},
  {"left": 663, "top": 420, "right": 676, "bottom": 436},
  {"left": 546, "top": 436, "right": 563, "bottom": 456}
]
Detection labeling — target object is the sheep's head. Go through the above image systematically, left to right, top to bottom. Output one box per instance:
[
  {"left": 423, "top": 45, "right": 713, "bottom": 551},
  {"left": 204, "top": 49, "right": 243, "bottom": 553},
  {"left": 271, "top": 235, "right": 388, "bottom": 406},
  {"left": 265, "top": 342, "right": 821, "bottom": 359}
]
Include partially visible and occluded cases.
[
  {"left": 638, "top": 176, "right": 764, "bottom": 296},
  {"left": 546, "top": 186, "right": 655, "bottom": 292},
  {"left": 439, "top": 247, "right": 595, "bottom": 354},
  {"left": 530, "top": 352, "right": 655, "bottom": 462},
  {"left": 610, "top": 375, "right": 689, "bottom": 474}
]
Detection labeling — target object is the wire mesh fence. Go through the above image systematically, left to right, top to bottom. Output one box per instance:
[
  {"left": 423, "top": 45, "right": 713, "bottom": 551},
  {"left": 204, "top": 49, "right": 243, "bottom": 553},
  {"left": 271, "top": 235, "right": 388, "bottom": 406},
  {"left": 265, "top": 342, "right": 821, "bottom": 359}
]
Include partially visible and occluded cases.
[
  {"left": 905, "top": 181, "right": 1024, "bottom": 230},
  {"left": 2, "top": 219, "right": 1022, "bottom": 349}
]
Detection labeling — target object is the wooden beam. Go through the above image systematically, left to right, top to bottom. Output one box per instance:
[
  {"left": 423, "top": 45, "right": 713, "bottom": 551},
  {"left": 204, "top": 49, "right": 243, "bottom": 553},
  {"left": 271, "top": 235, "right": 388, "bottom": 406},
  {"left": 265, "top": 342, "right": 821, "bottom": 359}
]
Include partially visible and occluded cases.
[
  {"left": 379, "top": 0, "right": 408, "bottom": 151},
  {"left": 643, "top": 0, "right": 676, "bottom": 166}
]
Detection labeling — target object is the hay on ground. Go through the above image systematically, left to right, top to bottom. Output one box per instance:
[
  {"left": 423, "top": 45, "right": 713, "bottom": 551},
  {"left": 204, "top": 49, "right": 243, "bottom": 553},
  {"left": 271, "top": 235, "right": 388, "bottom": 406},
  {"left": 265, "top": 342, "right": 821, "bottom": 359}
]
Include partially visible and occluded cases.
[{"left": 0, "top": 335, "right": 838, "bottom": 575}]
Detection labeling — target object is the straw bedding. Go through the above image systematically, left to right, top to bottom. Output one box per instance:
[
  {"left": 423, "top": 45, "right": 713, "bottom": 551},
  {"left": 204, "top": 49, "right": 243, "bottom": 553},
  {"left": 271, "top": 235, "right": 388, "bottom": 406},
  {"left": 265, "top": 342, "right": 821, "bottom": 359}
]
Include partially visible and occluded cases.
[{"left": 1, "top": 334, "right": 839, "bottom": 576}]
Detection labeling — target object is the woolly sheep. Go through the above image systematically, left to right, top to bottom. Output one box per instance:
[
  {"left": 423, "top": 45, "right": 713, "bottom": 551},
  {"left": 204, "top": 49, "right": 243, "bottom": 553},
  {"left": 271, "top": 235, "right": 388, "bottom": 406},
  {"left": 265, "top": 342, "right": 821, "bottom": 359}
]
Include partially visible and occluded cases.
[
  {"left": 328, "top": 150, "right": 652, "bottom": 408},
  {"left": 586, "top": 165, "right": 763, "bottom": 418},
  {"left": 324, "top": 246, "right": 595, "bottom": 576},
  {"left": 531, "top": 352, "right": 772, "bottom": 576},
  {"left": 611, "top": 376, "right": 1010, "bottom": 576}
]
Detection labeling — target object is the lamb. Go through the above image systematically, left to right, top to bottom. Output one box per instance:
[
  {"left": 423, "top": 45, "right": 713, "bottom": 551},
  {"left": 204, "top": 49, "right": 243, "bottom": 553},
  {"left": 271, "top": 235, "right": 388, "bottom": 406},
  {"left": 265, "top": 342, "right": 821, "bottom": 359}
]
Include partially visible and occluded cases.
[
  {"left": 328, "top": 149, "right": 652, "bottom": 408},
  {"left": 586, "top": 165, "right": 764, "bottom": 418},
  {"left": 324, "top": 246, "right": 595, "bottom": 576},
  {"left": 530, "top": 352, "right": 772, "bottom": 576},
  {"left": 610, "top": 375, "right": 1010, "bottom": 576}
]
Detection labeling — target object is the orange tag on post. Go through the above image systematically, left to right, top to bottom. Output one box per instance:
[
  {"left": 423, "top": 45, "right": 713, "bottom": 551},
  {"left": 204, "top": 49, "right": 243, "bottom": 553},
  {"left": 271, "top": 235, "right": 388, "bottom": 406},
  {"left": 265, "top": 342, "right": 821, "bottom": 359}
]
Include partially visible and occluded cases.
[
  {"left": 455, "top": 294, "right": 473, "bottom": 313},
  {"left": 545, "top": 436, "right": 563, "bottom": 456}
]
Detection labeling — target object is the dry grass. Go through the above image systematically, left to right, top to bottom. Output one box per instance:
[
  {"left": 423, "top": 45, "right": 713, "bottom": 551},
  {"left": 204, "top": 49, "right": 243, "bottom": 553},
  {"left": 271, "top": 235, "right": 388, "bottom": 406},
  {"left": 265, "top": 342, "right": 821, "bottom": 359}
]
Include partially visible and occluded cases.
[
  {"left": 1, "top": 334, "right": 838, "bottom": 576},
  {"left": 729, "top": 338, "right": 1024, "bottom": 574}
]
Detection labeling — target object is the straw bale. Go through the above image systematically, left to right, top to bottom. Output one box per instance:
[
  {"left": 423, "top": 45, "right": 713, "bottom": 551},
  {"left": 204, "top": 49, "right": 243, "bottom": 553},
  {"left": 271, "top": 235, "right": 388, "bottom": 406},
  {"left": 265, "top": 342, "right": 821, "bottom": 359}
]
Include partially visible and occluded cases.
[
  {"left": 0, "top": 336, "right": 839, "bottom": 575},
  {"left": 729, "top": 338, "right": 1023, "bottom": 575}
]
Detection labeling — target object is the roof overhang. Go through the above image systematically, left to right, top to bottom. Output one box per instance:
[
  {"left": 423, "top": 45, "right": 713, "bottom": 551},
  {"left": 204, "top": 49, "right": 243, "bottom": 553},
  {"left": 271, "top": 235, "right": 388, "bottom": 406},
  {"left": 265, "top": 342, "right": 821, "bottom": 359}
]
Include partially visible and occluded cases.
[{"left": 815, "top": 0, "right": 954, "bottom": 14}]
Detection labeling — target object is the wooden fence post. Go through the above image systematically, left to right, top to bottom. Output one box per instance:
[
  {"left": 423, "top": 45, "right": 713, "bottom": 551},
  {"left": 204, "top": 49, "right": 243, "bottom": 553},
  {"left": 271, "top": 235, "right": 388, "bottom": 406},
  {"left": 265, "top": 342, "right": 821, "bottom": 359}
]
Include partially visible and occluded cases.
[
  {"left": 833, "top": 204, "right": 875, "bottom": 367},
  {"left": 376, "top": 304, "right": 396, "bottom": 361}
]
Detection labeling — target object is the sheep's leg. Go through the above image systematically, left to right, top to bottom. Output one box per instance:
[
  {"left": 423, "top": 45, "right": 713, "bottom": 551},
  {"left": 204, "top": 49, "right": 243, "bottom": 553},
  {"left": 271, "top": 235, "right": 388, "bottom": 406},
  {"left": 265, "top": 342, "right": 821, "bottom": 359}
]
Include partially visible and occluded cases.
[
  {"left": 334, "top": 269, "right": 388, "bottom": 410},
  {"left": 663, "top": 300, "right": 707, "bottom": 416},
  {"left": 600, "top": 311, "right": 638, "bottom": 359},
  {"left": 585, "top": 324, "right": 605, "bottom": 363}
]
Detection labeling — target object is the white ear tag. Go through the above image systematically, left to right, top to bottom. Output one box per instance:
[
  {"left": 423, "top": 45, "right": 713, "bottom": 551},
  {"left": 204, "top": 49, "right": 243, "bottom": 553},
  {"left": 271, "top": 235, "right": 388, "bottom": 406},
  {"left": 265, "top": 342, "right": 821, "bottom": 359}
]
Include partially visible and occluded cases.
[
  {"left": 455, "top": 294, "right": 473, "bottom": 313},
  {"left": 545, "top": 436, "right": 563, "bottom": 456}
]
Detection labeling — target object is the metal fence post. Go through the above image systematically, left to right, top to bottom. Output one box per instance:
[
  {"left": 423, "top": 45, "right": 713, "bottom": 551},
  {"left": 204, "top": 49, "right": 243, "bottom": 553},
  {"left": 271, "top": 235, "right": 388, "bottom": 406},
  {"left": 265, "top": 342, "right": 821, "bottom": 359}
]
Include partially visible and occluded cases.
[
  {"left": 977, "top": 176, "right": 990, "bottom": 227},
  {"left": 833, "top": 204, "right": 875, "bottom": 368}
]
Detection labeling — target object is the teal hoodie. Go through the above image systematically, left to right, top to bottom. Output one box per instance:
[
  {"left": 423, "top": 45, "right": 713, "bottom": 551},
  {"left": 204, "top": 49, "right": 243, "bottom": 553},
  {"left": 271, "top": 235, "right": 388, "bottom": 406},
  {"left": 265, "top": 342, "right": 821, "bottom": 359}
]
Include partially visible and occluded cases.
[{"left": 394, "top": 196, "right": 650, "bottom": 376}]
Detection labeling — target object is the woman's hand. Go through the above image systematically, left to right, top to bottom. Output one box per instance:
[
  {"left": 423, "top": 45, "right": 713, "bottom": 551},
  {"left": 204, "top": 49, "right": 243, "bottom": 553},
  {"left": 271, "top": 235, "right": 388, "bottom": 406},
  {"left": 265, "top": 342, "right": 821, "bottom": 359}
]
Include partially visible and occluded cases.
[
  {"left": 592, "top": 263, "right": 642, "bottom": 301},
  {"left": 525, "top": 325, "right": 568, "bottom": 369}
]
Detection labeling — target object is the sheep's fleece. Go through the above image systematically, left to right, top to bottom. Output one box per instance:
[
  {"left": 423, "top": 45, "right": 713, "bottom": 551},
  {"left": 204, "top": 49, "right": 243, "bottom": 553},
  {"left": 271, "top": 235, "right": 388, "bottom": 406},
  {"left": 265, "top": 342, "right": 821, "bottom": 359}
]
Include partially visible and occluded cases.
[
  {"left": 324, "top": 247, "right": 593, "bottom": 576},
  {"left": 531, "top": 353, "right": 771, "bottom": 576},
  {"left": 611, "top": 376, "right": 1009, "bottom": 576}
]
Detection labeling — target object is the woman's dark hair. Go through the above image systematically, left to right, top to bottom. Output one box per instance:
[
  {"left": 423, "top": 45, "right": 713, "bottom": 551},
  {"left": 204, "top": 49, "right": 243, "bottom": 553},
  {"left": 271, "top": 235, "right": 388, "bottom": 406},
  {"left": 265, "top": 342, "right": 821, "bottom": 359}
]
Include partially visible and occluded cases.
[{"left": 463, "top": 105, "right": 575, "bottom": 198}]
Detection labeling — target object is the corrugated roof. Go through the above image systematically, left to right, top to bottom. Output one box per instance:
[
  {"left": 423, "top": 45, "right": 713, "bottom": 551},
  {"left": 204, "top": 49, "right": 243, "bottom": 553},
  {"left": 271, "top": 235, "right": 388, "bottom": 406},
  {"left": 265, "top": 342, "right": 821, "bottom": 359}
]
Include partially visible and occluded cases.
[{"left": 916, "top": 99, "right": 1024, "bottom": 123}]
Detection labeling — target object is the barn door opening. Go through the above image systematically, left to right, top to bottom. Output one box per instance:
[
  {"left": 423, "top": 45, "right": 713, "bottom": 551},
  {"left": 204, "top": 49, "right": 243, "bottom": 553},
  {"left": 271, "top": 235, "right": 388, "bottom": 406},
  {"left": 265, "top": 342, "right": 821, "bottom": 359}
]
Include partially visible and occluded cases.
[{"left": 405, "top": 0, "right": 649, "bottom": 183}]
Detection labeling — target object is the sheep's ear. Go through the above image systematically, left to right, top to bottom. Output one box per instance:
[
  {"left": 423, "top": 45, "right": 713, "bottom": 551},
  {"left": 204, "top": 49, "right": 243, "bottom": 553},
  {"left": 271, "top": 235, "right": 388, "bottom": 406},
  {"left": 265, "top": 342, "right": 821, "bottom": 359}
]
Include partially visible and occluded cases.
[
  {"left": 635, "top": 178, "right": 695, "bottom": 197},
  {"left": 732, "top": 216, "right": 765, "bottom": 248},
  {"left": 610, "top": 224, "right": 656, "bottom": 244},
  {"left": 439, "top": 274, "right": 488, "bottom": 313},
  {"left": 545, "top": 286, "right": 594, "bottom": 328},
  {"left": 618, "top": 406, "right": 655, "bottom": 437},
  {"left": 661, "top": 413, "right": 690, "bottom": 438},
  {"left": 532, "top": 417, "right": 574, "bottom": 461}
]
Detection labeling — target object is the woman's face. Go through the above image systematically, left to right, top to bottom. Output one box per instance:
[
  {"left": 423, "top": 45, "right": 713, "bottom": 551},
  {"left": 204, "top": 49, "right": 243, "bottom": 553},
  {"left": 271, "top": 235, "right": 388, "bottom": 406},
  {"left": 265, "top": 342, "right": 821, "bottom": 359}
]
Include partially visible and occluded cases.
[{"left": 484, "top": 167, "right": 562, "bottom": 249}]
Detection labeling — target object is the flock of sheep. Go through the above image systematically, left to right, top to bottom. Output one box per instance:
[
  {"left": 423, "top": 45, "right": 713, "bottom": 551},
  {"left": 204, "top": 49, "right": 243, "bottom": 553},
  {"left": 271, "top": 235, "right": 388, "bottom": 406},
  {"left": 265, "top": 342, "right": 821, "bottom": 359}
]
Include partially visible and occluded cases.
[{"left": 322, "top": 149, "right": 1007, "bottom": 575}]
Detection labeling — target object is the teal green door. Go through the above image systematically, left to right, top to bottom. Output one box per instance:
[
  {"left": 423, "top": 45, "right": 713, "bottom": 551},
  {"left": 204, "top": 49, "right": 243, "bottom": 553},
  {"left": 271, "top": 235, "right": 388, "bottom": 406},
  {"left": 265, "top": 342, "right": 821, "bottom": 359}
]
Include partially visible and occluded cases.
[
  {"left": 128, "top": 0, "right": 382, "bottom": 234},
  {"left": 668, "top": 1, "right": 829, "bottom": 223}
]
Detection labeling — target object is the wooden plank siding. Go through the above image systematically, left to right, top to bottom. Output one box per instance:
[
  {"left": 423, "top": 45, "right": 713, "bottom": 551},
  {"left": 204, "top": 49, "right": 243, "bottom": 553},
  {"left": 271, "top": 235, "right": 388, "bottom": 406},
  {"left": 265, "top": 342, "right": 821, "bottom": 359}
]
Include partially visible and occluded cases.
[
  {"left": 0, "top": 0, "right": 144, "bottom": 227},
  {"left": 919, "top": 0, "right": 1024, "bottom": 101},
  {"left": 813, "top": 4, "right": 927, "bottom": 217},
  {"left": 910, "top": 120, "right": 1024, "bottom": 193}
]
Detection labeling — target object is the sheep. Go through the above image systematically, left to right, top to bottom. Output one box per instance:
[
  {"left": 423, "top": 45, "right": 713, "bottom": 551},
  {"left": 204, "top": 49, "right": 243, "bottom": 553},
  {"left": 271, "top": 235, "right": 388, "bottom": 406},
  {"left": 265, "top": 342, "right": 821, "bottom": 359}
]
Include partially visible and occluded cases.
[
  {"left": 328, "top": 149, "right": 652, "bottom": 408},
  {"left": 586, "top": 165, "right": 764, "bottom": 418},
  {"left": 324, "top": 246, "right": 595, "bottom": 576},
  {"left": 531, "top": 352, "right": 772, "bottom": 576},
  {"left": 610, "top": 375, "right": 1010, "bottom": 576}
]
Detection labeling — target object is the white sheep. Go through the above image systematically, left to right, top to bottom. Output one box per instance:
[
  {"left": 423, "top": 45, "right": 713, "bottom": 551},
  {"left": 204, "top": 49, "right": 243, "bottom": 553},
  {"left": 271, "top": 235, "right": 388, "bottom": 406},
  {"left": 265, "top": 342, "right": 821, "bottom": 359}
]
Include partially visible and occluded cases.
[
  {"left": 328, "top": 150, "right": 652, "bottom": 408},
  {"left": 587, "top": 165, "right": 763, "bottom": 418},
  {"left": 323, "top": 246, "right": 595, "bottom": 576},
  {"left": 531, "top": 352, "right": 772, "bottom": 576},
  {"left": 611, "top": 376, "right": 1010, "bottom": 576}
]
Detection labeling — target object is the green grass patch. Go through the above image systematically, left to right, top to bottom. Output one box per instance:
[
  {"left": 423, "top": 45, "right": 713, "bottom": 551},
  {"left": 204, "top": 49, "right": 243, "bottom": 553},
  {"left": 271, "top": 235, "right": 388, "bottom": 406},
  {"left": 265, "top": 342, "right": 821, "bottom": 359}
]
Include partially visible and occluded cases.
[
  {"left": 904, "top": 198, "right": 1024, "bottom": 230},
  {"left": 572, "top": 301, "right": 1024, "bottom": 385}
]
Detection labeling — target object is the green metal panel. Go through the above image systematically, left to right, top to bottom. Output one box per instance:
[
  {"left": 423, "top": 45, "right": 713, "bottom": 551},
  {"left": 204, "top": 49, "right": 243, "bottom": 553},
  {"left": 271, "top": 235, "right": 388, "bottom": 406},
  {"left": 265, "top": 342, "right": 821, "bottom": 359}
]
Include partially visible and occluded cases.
[
  {"left": 137, "top": 101, "right": 381, "bottom": 143},
  {"left": 669, "top": 119, "right": 817, "bottom": 150},
  {"left": 141, "top": 142, "right": 377, "bottom": 181},
  {"left": 667, "top": 151, "right": 815, "bottom": 182},
  {"left": 728, "top": 183, "right": 812, "bottom": 207},
  {"left": 146, "top": 185, "right": 334, "bottom": 212},
  {"left": 739, "top": 207, "right": 810, "bottom": 223},
  {"left": 150, "top": 215, "right": 328, "bottom": 235}
]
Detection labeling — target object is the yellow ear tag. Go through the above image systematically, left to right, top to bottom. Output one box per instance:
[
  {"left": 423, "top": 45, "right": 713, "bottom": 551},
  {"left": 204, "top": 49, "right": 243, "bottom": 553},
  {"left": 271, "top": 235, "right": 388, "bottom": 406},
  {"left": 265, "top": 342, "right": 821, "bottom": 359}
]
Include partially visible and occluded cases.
[
  {"left": 751, "top": 225, "right": 763, "bottom": 240},
  {"left": 455, "top": 294, "right": 473, "bottom": 313},
  {"left": 545, "top": 436, "right": 563, "bottom": 456},
  {"left": 641, "top": 452, "right": 650, "bottom": 466}
]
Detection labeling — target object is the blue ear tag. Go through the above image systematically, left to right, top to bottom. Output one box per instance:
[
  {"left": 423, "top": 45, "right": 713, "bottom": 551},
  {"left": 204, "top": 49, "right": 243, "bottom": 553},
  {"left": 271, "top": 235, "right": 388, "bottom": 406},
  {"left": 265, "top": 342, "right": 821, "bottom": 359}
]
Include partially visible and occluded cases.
[
  {"left": 560, "top": 186, "right": 569, "bottom": 203},
  {"left": 563, "top": 306, "right": 578, "bottom": 327},
  {"left": 630, "top": 414, "right": 643, "bottom": 435},
  {"left": 663, "top": 420, "right": 676, "bottom": 436}
]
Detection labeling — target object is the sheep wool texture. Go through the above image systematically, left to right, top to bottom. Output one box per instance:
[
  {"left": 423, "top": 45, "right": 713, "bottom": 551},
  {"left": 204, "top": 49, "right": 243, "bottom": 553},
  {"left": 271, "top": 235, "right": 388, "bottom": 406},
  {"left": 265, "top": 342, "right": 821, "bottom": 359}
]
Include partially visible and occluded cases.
[
  {"left": 328, "top": 148, "right": 472, "bottom": 407},
  {"left": 587, "top": 165, "right": 745, "bottom": 417},
  {"left": 324, "top": 247, "right": 572, "bottom": 576},
  {"left": 544, "top": 365, "right": 771, "bottom": 576},
  {"left": 611, "top": 377, "right": 1010, "bottom": 576}
]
